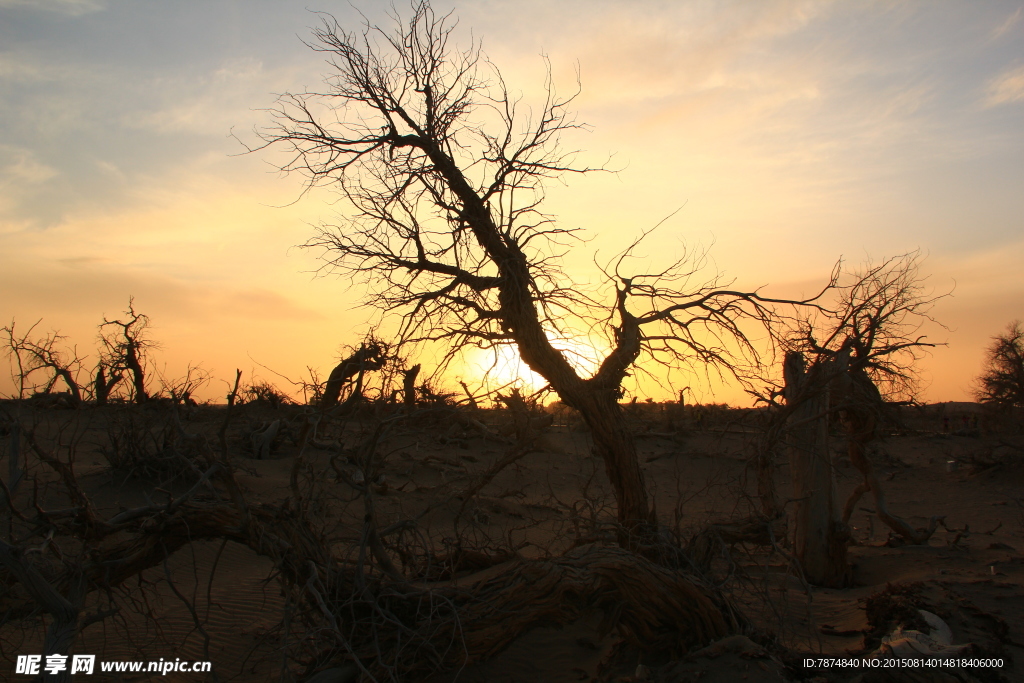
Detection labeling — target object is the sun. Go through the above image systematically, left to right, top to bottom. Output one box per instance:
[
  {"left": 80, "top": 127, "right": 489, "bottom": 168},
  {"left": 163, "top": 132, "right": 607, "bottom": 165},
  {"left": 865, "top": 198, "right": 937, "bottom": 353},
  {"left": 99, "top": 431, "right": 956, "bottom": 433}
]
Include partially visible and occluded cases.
[
  {"left": 463, "top": 335, "right": 604, "bottom": 397},
  {"left": 473, "top": 344, "right": 540, "bottom": 391}
]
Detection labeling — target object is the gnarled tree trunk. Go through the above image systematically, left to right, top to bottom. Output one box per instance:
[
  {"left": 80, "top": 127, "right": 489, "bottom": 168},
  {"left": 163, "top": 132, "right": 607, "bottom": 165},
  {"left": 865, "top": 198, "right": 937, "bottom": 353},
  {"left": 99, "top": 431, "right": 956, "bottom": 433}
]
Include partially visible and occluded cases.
[
  {"left": 124, "top": 341, "right": 147, "bottom": 403},
  {"left": 321, "top": 343, "right": 386, "bottom": 408},
  {"left": 784, "top": 351, "right": 849, "bottom": 587},
  {"left": 93, "top": 366, "right": 121, "bottom": 406},
  {"left": 50, "top": 367, "right": 82, "bottom": 406},
  {"left": 576, "top": 392, "right": 654, "bottom": 539}
]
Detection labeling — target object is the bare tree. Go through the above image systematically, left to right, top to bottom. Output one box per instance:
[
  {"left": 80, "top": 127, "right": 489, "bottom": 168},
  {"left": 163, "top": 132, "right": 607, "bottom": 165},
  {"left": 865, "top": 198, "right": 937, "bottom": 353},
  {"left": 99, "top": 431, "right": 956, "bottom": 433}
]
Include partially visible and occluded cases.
[
  {"left": 249, "top": 1, "right": 816, "bottom": 542},
  {"left": 786, "top": 252, "right": 948, "bottom": 570},
  {"left": 98, "top": 299, "right": 152, "bottom": 404},
  {"left": 2, "top": 320, "right": 86, "bottom": 404},
  {"left": 976, "top": 321, "right": 1024, "bottom": 407},
  {"left": 321, "top": 337, "right": 390, "bottom": 408},
  {"left": 92, "top": 364, "right": 122, "bottom": 406},
  {"left": 158, "top": 364, "right": 211, "bottom": 405}
]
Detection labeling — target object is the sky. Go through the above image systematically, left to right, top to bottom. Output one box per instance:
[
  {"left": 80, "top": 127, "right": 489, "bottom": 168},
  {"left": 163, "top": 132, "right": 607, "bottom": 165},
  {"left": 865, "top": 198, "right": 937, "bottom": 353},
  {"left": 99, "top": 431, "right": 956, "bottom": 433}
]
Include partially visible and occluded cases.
[{"left": 1, "top": 0, "right": 1022, "bottom": 405}]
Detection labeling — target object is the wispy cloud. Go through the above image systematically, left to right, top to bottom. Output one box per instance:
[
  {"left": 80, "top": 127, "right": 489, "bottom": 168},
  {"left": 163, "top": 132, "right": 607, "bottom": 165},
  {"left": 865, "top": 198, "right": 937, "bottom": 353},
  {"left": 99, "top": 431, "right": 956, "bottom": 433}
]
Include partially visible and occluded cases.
[
  {"left": 0, "top": 0, "right": 105, "bottom": 15},
  {"left": 475, "top": 0, "right": 836, "bottom": 105},
  {"left": 991, "top": 7, "right": 1021, "bottom": 40},
  {"left": 0, "top": 51, "right": 49, "bottom": 83},
  {"left": 128, "top": 57, "right": 270, "bottom": 135},
  {"left": 985, "top": 64, "right": 1024, "bottom": 106},
  {"left": 0, "top": 146, "right": 57, "bottom": 186},
  {"left": 0, "top": 146, "right": 58, "bottom": 219},
  {"left": 0, "top": 254, "right": 325, "bottom": 324},
  {"left": 56, "top": 256, "right": 107, "bottom": 268}
]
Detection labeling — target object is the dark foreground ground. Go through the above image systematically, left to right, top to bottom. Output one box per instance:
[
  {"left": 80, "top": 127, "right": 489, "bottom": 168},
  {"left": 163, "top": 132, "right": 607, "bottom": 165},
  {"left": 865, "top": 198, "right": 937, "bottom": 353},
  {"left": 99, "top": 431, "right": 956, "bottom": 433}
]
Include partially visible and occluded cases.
[{"left": 1, "top": 399, "right": 1021, "bottom": 682}]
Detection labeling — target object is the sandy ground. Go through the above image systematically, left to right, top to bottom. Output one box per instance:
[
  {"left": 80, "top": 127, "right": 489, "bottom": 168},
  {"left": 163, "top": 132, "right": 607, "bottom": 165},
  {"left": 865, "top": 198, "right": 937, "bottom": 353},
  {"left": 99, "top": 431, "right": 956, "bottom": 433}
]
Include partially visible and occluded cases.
[{"left": 0, "top": 400, "right": 1020, "bottom": 682}]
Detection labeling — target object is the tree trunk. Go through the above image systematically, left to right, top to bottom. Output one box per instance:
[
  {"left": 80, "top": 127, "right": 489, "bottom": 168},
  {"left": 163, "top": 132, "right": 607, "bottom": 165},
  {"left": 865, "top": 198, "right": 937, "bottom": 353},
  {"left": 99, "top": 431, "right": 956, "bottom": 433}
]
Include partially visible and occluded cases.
[
  {"left": 125, "top": 342, "right": 147, "bottom": 403},
  {"left": 508, "top": 343, "right": 654, "bottom": 542},
  {"left": 321, "top": 344, "right": 385, "bottom": 408},
  {"left": 783, "top": 352, "right": 849, "bottom": 587},
  {"left": 321, "top": 362, "right": 348, "bottom": 408},
  {"left": 403, "top": 364, "right": 421, "bottom": 409},
  {"left": 94, "top": 366, "right": 121, "bottom": 406},
  {"left": 94, "top": 367, "right": 108, "bottom": 405},
  {"left": 53, "top": 368, "right": 82, "bottom": 405},
  {"left": 459, "top": 380, "right": 478, "bottom": 409},
  {"left": 575, "top": 391, "right": 654, "bottom": 543}
]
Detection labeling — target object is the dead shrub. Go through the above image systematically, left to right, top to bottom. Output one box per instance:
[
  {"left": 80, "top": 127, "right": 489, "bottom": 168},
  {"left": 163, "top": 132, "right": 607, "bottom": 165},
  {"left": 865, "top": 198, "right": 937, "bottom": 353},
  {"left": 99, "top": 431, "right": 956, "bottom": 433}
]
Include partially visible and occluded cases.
[
  {"left": 240, "top": 380, "right": 294, "bottom": 407},
  {"left": 98, "top": 406, "right": 204, "bottom": 482}
]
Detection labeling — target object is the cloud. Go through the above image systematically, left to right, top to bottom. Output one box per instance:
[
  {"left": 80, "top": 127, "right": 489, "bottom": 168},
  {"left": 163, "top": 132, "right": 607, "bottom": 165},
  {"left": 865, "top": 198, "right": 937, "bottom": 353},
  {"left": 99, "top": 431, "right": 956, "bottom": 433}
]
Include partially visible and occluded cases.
[
  {"left": 0, "top": 0, "right": 105, "bottom": 15},
  {"left": 483, "top": 0, "right": 836, "bottom": 105},
  {"left": 991, "top": 7, "right": 1021, "bottom": 40},
  {"left": 0, "top": 51, "right": 50, "bottom": 83},
  {"left": 127, "top": 57, "right": 270, "bottom": 135},
  {"left": 985, "top": 64, "right": 1024, "bottom": 106},
  {"left": 0, "top": 146, "right": 57, "bottom": 185},
  {"left": 0, "top": 146, "right": 58, "bottom": 218},
  {"left": 0, "top": 255, "right": 324, "bottom": 324},
  {"left": 56, "top": 256, "right": 107, "bottom": 268},
  {"left": 216, "top": 288, "right": 326, "bottom": 322}
]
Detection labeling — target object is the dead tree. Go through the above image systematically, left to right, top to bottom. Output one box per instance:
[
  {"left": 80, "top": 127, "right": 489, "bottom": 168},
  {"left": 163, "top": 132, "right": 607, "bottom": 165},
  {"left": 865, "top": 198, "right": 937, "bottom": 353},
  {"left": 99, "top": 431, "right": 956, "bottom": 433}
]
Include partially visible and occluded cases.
[
  {"left": 248, "top": 0, "right": 820, "bottom": 541},
  {"left": 788, "top": 252, "right": 948, "bottom": 550},
  {"left": 98, "top": 299, "right": 152, "bottom": 404},
  {"left": 2, "top": 320, "right": 86, "bottom": 404},
  {"left": 976, "top": 321, "right": 1024, "bottom": 407},
  {"left": 320, "top": 340, "right": 389, "bottom": 407},
  {"left": 783, "top": 351, "right": 849, "bottom": 587},
  {"left": 402, "top": 363, "right": 421, "bottom": 408},
  {"left": 92, "top": 366, "right": 122, "bottom": 406},
  {"left": 458, "top": 379, "right": 478, "bottom": 409}
]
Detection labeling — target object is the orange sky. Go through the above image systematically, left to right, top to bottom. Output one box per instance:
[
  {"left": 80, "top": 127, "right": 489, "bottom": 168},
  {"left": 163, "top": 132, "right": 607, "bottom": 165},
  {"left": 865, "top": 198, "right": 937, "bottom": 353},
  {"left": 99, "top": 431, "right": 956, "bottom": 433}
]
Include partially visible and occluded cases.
[{"left": 1, "top": 1, "right": 1022, "bottom": 405}]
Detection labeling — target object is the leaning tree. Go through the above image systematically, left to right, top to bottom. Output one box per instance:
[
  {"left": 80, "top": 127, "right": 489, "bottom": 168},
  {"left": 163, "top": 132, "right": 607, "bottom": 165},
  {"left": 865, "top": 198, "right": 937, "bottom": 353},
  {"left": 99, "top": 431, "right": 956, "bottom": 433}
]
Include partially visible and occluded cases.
[{"left": 250, "top": 1, "right": 815, "bottom": 542}]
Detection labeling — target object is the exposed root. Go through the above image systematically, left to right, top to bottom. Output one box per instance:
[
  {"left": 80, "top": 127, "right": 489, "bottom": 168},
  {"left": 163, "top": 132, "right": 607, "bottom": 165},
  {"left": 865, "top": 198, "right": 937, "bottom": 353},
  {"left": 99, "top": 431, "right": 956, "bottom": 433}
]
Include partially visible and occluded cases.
[{"left": 846, "top": 434, "right": 943, "bottom": 545}]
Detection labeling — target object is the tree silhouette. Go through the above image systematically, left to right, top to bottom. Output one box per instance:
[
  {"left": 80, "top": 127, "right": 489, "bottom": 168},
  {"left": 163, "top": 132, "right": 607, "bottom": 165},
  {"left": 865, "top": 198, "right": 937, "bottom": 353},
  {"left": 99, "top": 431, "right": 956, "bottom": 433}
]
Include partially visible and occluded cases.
[
  {"left": 251, "top": 1, "right": 816, "bottom": 541},
  {"left": 783, "top": 252, "right": 948, "bottom": 583},
  {"left": 98, "top": 299, "right": 152, "bottom": 404},
  {"left": 2, "top": 320, "right": 86, "bottom": 404},
  {"left": 977, "top": 321, "right": 1024, "bottom": 407}
]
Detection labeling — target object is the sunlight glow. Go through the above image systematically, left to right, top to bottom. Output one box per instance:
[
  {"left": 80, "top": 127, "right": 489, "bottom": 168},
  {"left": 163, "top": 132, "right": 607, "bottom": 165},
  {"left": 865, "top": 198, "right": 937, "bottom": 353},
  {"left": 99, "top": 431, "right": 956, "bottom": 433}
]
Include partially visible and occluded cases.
[{"left": 463, "top": 334, "right": 605, "bottom": 401}]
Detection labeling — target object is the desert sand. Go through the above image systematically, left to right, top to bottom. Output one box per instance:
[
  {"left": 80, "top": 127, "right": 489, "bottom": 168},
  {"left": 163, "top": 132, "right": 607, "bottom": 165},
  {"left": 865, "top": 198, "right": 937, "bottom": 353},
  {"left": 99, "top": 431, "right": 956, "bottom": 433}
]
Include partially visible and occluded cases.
[{"left": 1, "top": 398, "right": 1020, "bottom": 682}]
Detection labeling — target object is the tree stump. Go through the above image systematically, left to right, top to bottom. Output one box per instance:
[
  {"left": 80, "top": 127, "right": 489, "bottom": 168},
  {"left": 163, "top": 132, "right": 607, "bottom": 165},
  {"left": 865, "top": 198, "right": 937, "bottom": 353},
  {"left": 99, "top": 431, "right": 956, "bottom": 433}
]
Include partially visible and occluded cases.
[{"left": 784, "top": 351, "right": 849, "bottom": 587}]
